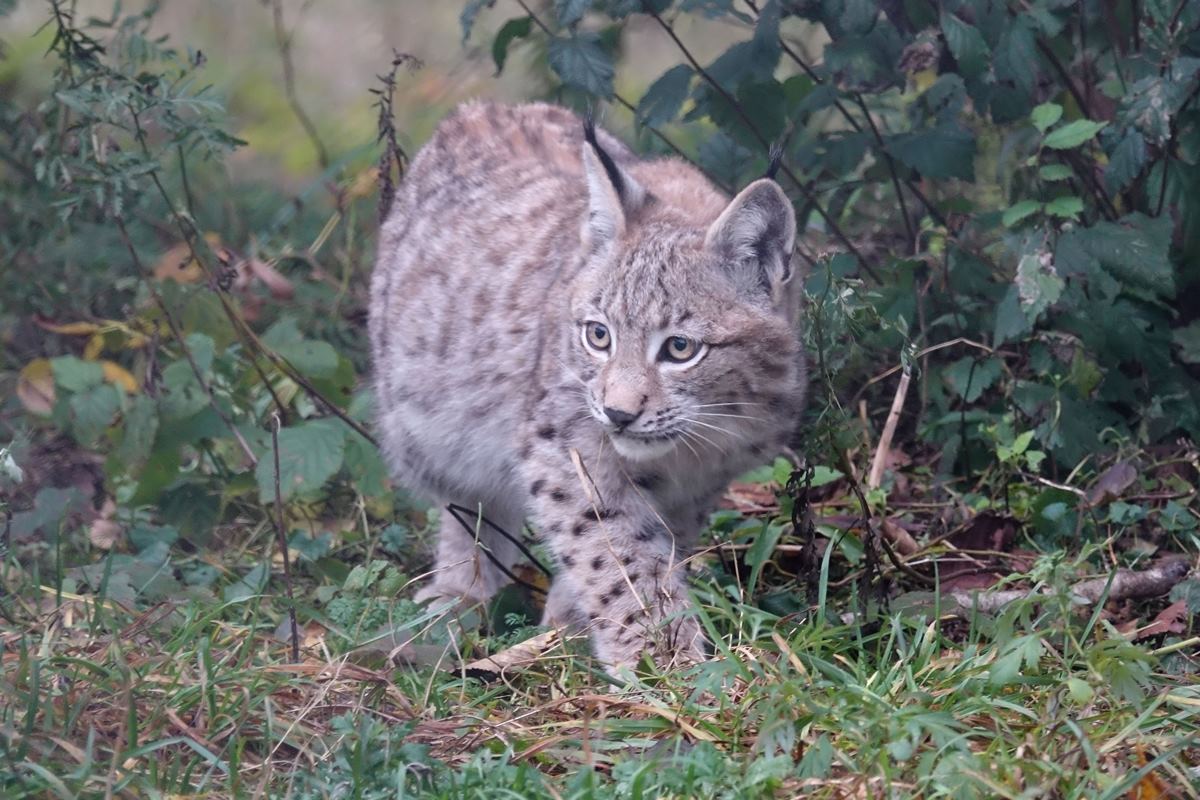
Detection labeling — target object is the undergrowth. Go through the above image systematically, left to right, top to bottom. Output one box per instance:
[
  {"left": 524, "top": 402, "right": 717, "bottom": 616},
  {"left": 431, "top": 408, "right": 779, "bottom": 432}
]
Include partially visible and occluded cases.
[{"left": 2, "top": 0, "right": 1200, "bottom": 797}]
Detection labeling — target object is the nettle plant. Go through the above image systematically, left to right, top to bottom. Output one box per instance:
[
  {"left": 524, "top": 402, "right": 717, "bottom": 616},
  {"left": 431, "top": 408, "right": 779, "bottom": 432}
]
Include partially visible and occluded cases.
[{"left": 467, "top": 0, "right": 1200, "bottom": 475}]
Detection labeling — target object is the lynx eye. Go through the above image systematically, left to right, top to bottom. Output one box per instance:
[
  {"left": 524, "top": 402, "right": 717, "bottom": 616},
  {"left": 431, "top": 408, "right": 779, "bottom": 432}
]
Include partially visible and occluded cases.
[
  {"left": 583, "top": 321, "right": 611, "bottom": 351},
  {"left": 661, "top": 335, "right": 700, "bottom": 363}
]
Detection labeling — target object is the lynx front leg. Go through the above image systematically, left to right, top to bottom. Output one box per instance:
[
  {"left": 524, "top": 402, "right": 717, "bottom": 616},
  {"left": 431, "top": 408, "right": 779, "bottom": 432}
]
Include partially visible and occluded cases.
[
  {"left": 533, "top": 483, "right": 705, "bottom": 670},
  {"left": 414, "top": 500, "right": 523, "bottom": 610}
]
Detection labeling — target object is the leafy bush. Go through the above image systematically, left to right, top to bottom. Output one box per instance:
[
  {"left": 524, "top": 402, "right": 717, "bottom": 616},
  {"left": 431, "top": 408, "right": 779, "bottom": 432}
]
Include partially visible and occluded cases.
[{"left": 468, "top": 0, "right": 1200, "bottom": 474}]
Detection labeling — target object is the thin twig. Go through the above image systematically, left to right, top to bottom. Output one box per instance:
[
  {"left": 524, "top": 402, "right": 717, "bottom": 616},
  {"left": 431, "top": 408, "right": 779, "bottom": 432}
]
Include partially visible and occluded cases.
[
  {"left": 268, "top": 0, "right": 330, "bottom": 170},
  {"left": 744, "top": 0, "right": 950, "bottom": 231},
  {"left": 641, "top": 3, "right": 878, "bottom": 279},
  {"left": 854, "top": 94, "right": 914, "bottom": 252},
  {"left": 124, "top": 103, "right": 376, "bottom": 445},
  {"left": 113, "top": 215, "right": 259, "bottom": 466},
  {"left": 868, "top": 365, "right": 911, "bottom": 489},
  {"left": 271, "top": 413, "right": 300, "bottom": 663}
]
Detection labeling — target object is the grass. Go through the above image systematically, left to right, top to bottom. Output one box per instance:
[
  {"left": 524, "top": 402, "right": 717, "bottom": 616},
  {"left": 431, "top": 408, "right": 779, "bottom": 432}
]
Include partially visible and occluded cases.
[{"left": 2, "top": 515, "right": 1198, "bottom": 799}]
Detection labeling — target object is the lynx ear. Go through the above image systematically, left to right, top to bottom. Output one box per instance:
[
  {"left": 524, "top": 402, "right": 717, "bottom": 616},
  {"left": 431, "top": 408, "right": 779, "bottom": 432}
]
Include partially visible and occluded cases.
[
  {"left": 580, "top": 119, "right": 646, "bottom": 256},
  {"left": 705, "top": 179, "right": 796, "bottom": 297}
]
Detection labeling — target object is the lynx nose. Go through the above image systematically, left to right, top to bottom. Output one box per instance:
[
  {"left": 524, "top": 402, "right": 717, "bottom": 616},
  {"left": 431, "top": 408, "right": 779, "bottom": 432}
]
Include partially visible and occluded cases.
[{"left": 603, "top": 406, "right": 639, "bottom": 428}]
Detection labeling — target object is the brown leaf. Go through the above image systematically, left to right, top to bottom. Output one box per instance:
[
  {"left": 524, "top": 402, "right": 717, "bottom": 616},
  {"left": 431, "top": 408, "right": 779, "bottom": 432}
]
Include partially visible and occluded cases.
[
  {"left": 246, "top": 258, "right": 295, "bottom": 300},
  {"left": 1088, "top": 460, "right": 1138, "bottom": 505},
  {"left": 723, "top": 482, "right": 778, "bottom": 513},
  {"left": 88, "top": 499, "right": 122, "bottom": 550},
  {"left": 948, "top": 513, "right": 1018, "bottom": 552},
  {"left": 880, "top": 517, "right": 919, "bottom": 556},
  {"left": 1129, "top": 600, "right": 1190, "bottom": 641},
  {"left": 463, "top": 629, "right": 561, "bottom": 680}
]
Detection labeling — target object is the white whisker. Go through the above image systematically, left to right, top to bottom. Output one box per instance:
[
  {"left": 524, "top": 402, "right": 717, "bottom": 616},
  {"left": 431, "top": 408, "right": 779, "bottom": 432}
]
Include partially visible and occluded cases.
[
  {"left": 691, "top": 411, "right": 769, "bottom": 424},
  {"left": 683, "top": 417, "right": 748, "bottom": 442},
  {"left": 683, "top": 426, "right": 729, "bottom": 455}
]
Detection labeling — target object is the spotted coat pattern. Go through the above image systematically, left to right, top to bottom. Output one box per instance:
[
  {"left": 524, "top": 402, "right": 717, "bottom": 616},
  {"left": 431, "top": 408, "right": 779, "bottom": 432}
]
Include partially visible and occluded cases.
[{"left": 369, "top": 101, "right": 806, "bottom": 670}]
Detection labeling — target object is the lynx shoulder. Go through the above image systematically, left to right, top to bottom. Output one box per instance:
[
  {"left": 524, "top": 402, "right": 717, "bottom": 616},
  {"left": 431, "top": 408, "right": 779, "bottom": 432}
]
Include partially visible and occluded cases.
[{"left": 369, "top": 100, "right": 806, "bottom": 670}]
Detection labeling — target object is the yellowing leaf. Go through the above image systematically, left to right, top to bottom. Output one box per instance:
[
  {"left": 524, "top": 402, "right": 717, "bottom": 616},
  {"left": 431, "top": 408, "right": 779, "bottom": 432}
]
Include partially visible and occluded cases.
[
  {"left": 913, "top": 68, "right": 938, "bottom": 93},
  {"left": 345, "top": 167, "right": 379, "bottom": 200},
  {"left": 153, "top": 232, "right": 228, "bottom": 284},
  {"left": 35, "top": 320, "right": 104, "bottom": 336},
  {"left": 84, "top": 334, "right": 105, "bottom": 360},
  {"left": 17, "top": 359, "right": 56, "bottom": 416},
  {"left": 101, "top": 361, "right": 139, "bottom": 393}
]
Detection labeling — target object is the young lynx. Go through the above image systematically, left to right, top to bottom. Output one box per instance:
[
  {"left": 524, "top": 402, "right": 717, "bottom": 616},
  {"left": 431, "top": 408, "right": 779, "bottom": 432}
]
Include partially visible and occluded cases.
[{"left": 370, "top": 101, "right": 805, "bottom": 670}]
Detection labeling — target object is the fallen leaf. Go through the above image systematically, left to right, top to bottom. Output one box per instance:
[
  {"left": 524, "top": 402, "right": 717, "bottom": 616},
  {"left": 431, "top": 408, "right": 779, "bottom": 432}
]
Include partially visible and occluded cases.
[
  {"left": 246, "top": 258, "right": 295, "bottom": 300},
  {"left": 17, "top": 359, "right": 56, "bottom": 416},
  {"left": 1088, "top": 460, "right": 1137, "bottom": 505},
  {"left": 724, "top": 481, "right": 778, "bottom": 513},
  {"left": 88, "top": 498, "right": 122, "bottom": 550},
  {"left": 948, "top": 513, "right": 1018, "bottom": 552},
  {"left": 880, "top": 517, "right": 919, "bottom": 556},
  {"left": 1129, "top": 600, "right": 1189, "bottom": 641},
  {"left": 463, "top": 629, "right": 561, "bottom": 679}
]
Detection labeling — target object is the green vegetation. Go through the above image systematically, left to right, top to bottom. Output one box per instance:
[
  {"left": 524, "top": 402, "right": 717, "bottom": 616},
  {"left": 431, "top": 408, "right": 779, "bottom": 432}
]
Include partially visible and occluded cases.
[{"left": 2, "top": 0, "right": 1199, "bottom": 796}]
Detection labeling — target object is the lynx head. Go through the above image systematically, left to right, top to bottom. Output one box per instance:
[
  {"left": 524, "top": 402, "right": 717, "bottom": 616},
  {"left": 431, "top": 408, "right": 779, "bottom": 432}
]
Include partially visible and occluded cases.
[{"left": 568, "top": 127, "right": 803, "bottom": 462}]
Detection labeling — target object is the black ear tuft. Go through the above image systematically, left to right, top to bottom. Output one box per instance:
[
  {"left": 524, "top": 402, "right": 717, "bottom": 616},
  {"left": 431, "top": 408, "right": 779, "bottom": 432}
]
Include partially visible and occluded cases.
[
  {"left": 583, "top": 108, "right": 627, "bottom": 198},
  {"left": 763, "top": 140, "right": 784, "bottom": 181}
]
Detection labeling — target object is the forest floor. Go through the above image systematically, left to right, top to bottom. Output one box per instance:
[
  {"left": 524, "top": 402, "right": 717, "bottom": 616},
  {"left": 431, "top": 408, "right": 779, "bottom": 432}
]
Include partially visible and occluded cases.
[{"left": 3, "top": 438, "right": 1199, "bottom": 798}]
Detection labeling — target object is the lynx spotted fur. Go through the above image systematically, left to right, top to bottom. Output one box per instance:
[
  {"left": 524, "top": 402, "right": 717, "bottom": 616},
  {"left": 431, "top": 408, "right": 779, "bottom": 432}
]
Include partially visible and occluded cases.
[{"left": 369, "top": 101, "right": 805, "bottom": 670}]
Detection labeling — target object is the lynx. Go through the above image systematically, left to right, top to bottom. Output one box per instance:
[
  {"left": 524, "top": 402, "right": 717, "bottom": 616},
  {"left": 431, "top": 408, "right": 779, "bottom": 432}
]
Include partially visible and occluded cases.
[{"left": 369, "top": 101, "right": 805, "bottom": 670}]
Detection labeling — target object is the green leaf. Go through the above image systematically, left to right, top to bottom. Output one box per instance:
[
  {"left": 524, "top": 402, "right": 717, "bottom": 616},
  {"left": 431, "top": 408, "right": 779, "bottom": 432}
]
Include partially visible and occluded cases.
[
  {"left": 460, "top": 0, "right": 495, "bottom": 43},
  {"left": 554, "top": 0, "right": 590, "bottom": 26},
  {"left": 704, "top": 12, "right": 780, "bottom": 92},
  {"left": 940, "top": 12, "right": 988, "bottom": 77},
  {"left": 491, "top": 16, "right": 533, "bottom": 75},
  {"left": 547, "top": 33, "right": 614, "bottom": 97},
  {"left": 637, "top": 64, "right": 694, "bottom": 127},
  {"left": 1030, "top": 103, "right": 1062, "bottom": 132},
  {"left": 1043, "top": 119, "right": 1106, "bottom": 150},
  {"left": 887, "top": 124, "right": 976, "bottom": 180},
  {"left": 1104, "top": 130, "right": 1147, "bottom": 194},
  {"left": 1038, "top": 164, "right": 1073, "bottom": 182},
  {"left": 1044, "top": 195, "right": 1083, "bottom": 220},
  {"left": 1002, "top": 199, "right": 1041, "bottom": 227},
  {"left": 1062, "top": 213, "right": 1175, "bottom": 297},
  {"left": 1016, "top": 253, "right": 1064, "bottom": 319},
  {"left": 993, "top": 285, "right": 1031, "bottom": 345},
  {"left": 1173, "top": 321, "right": 1200, "bottom": 364},
  {"left": 275, "top": 340, "right": 339, "bottom": 380},
  {"left": 50, "top": 356, "right": 103, "bottom": 393},
  {"left": 944, "top": 357, "right": 1002, "bottom": 403},
  {"left": 69, "top": 384, "right": 121, "bottom": 446},
  {"left": 116, "top": 395, "right": 159, "bottom": 472},
  {"left": 256, "top": 418, "right": 347, "bottom": 503},
  {"left": 344, "top": 430, "right": 389, "bottom": 499},
  {"left": 810, "top": 466, "right": 843, "bottom": 488},
  {"left": 745, "top": 522, "right": 784, "bottom": 596},
  {"left": 223, "top": 563, "right": 270, "bottom": 603},
  {"left": 1169, "top": 578, "right": 1200, "bottom": 614},
  {"left": 989, "top": 649, "right": 1023, "bottom": 686}
]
